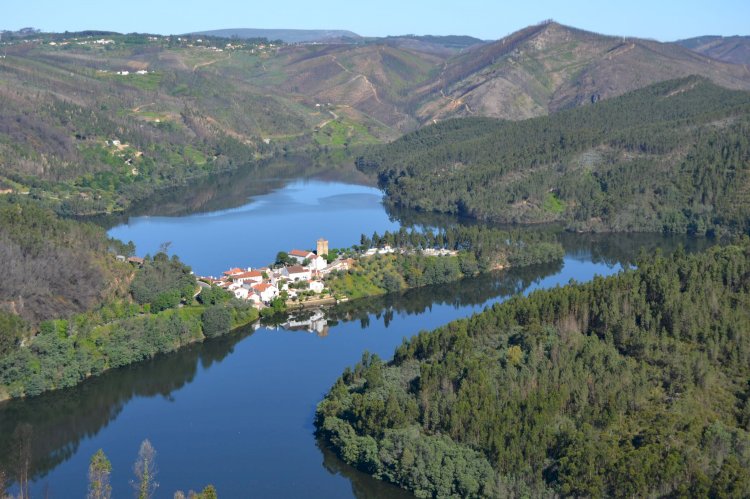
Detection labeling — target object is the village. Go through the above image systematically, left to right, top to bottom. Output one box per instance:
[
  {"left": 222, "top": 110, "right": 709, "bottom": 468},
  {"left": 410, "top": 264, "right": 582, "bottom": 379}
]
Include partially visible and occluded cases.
[
  {"left": 198, "top": 236, "right": 461, "bottom": 311},
  {"left": 198, "top": 238, "right": 354, "bottom": 310}
]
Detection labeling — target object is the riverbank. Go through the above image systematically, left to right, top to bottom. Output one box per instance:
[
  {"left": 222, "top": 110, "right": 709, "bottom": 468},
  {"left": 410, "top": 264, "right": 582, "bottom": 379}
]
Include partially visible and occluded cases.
[
  {"left": 325, "top": 228, "right": 565, "bottom": 301},
  {"left": 316, "top": 241, "right": 750, "bottom": 498},
  {"left": 0, "top": 303, "right": 260, "bottom": 403}
]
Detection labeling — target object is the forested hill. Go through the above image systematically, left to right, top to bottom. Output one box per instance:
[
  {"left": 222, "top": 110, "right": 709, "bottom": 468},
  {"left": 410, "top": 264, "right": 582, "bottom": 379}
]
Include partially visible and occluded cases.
[
  {"left": 358, "top": 77, "right": 750, "bottom": 234},
  {"left": 317, "top": 240, "right": 750, "bottom": 498}
]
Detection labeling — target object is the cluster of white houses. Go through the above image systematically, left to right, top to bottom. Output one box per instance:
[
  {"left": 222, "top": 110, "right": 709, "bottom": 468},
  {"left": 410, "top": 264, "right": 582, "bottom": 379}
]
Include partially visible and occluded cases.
[{"left": 201, "top": 239, "right": 352, "bottom": 308}]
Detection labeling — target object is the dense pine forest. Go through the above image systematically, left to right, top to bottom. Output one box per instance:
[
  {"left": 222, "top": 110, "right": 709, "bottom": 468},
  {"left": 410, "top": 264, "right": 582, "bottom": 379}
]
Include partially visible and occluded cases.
[
  {"left": 358, "top": 77, "right": 750, "bottom": 235},
  {"left": 317, "top": 240, "right": 750, "bottom": 497}
]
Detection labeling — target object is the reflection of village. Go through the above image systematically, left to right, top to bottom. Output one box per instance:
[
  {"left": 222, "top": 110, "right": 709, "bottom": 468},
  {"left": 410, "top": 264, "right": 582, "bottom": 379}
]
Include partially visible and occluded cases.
[
  {"left": 199, "top": 238, "right": 351, "bottom": 309},
  {"left": 244, "top": 309, "right": 332, "bottom": 336},
  {"left": 280, "top": 310, "right": 330, "bottom": 336}
]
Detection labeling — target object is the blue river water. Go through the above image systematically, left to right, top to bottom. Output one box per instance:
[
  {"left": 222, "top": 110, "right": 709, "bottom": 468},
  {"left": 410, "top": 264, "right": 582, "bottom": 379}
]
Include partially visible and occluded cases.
[{"left": 0, "top": 177, "right": 707, "bottom": 498}]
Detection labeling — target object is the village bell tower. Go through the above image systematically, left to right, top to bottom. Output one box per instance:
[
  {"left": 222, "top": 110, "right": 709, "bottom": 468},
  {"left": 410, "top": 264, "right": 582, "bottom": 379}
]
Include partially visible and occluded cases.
[{"left": 317, "top": 238, "right": 329, "bottom": 257}]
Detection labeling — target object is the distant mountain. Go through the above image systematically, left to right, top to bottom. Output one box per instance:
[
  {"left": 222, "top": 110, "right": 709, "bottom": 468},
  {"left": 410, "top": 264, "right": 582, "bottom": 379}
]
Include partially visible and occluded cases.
[
  {"left": 2, "top": 22, "right": 750, "bottom": 209},
  {"left": 253, "top": 22, "right": 750, "bottom": 128},
  {"left": 409, "top": 22, "right": 750, "bottom": 123},
  {"left": 190, "top": 28, "right": 361, "bottom": 43},
  {"left": 383, "top": 34, "right": 486, "bottom": 49},
  {"left": 676, "top": 35, "right": 750, "bottom": 65}
]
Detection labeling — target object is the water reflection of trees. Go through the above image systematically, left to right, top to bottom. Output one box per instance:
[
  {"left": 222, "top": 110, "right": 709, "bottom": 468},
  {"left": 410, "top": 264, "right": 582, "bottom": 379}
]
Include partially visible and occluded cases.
[
  {"left": 93, "top": 157, "right": 373, "bottom": 227},
  {"left": 387, "top": 203, "right": 714, "bottom": 268},
  {"left": 556, "top": 231, "right": 715, "bottom": 267},
  {"left": 325, "top": 261, "right": 564, "bottom": 330},
  {"left": 0, "top": 324, "right": 257, "bottom": 484},
  {"left": 317, "top": 438, "right": 413, "bottom": 499}
]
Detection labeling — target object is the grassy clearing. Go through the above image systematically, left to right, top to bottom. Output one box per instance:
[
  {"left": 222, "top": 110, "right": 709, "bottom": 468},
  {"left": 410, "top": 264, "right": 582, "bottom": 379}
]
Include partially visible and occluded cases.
[
  {"left": 314, "top": 119, "right": 380, "bottom": 148},
  {"left": 543, "top": 192, "right": 565, "bottom": 214}
]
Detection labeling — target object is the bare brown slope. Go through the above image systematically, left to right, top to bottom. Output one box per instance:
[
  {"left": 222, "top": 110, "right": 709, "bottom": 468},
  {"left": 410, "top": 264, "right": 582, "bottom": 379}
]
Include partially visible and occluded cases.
[
  {"left": 411, "top": 22, "right": 750, "bottom": 123},
  {"left": 677, "top": 35, "right": 750, "bottom": 66},
  {"left": 249, "top": 43, "right": 446, "bottom": 129}
]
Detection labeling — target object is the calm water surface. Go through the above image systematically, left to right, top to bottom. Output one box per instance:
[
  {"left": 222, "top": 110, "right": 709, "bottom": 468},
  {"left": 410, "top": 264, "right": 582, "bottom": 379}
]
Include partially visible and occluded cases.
[
  {"left": 0, "top": 176, "right": 709, "bottom": 498},
  {"left": 107, "top": 180, "right": 401, "bottom": 276}
]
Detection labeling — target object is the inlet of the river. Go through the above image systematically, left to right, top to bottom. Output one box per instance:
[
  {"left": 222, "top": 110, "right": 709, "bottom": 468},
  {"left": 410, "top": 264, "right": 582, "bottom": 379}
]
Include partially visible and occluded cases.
[{"left": 0, "top": 166, "right": 711, "bottom": 498}]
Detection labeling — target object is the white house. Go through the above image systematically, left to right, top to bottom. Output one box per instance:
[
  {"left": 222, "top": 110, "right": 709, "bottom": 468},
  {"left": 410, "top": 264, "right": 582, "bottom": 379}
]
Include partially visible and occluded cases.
[
  {"left": 289, "top": 249, "right": 315, "bottom": 263},
  {"left": 287, "top": 250, "right": 326, "bottom": 271},
  {"left": 310, "top": 255, "right": 327, "bottom": 271},
  {"left": 282, "top": 265, "right": 312, "bottom": 282},
  {"left": 223, "top": 267, "right": 246, "bottom": 277},
  {"left": 232, "top": 270, "right": 264, "bottom": 285},
  {"left": 308, "top": 280, "right": 325, "bottom": 294},
  {"left": 252, "top": 283, "right": 279, "bottom": 303},
  {"left": 233, "top": 287, "right": 250, "bottom": 300}
]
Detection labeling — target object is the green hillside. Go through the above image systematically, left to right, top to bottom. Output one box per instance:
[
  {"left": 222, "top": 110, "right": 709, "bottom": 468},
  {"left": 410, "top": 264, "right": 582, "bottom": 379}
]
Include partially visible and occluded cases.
[
  {"left": 2, "top": 24, "right": 749, "bottom": 219},
  {"left": 0, "top": 32, "right": 391, "bottom": 216},
  {"left": 358, "top": 77, "right": 750, "bottom": 234},
  {"left": 317, "top": 240, "right": 750, "bottom": 497}
]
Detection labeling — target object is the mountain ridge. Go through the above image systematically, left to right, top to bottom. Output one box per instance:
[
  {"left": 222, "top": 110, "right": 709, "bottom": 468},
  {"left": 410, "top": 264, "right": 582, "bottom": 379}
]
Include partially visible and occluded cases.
[
  {"left": 1, "top": 23, "right": 750, "bottom": 217},
  {"left": 189, "top": 28, "right": 362, "bottom": 43},
  {"left": 677, "top": 35, "right": 750, "bottom": 65}
]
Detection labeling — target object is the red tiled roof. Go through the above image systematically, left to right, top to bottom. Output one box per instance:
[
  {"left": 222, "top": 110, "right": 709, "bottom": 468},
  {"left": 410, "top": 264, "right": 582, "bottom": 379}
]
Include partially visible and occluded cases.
[
  {"left": 289, "top": 249, "right": 313, "bottom": 258},
  {"left": 286, "top": 265, "right": 308, "bottom": 274},
  {"left": 223, "top": 267, "right": 244, "bottom": 275},
  {"left": 233, "top": 271, "right": 261, "bottom": 280},
  {"left": 253, "top": 283, "right": 273, "bottom": 292}
]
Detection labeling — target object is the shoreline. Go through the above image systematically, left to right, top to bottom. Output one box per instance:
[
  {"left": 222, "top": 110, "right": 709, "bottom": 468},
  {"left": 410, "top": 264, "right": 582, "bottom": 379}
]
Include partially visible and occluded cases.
[{"left": 0, "top": 312, "right": 259, "bottom": 404}]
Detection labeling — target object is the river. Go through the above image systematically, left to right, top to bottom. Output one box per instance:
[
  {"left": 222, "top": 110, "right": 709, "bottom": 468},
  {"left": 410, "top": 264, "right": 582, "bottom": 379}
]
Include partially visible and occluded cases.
[{"left": 0, "top": 168, "right": 711, "bottom": 497}]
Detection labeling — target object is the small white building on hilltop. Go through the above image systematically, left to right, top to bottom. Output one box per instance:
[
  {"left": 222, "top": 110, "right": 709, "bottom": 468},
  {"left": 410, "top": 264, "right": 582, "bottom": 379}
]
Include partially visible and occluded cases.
[
  {"left": 288, "top": 249, "right": 327, "bottom": 271},
  {"left": 282, "top": 265, "right": 312, "bottom": 282}
]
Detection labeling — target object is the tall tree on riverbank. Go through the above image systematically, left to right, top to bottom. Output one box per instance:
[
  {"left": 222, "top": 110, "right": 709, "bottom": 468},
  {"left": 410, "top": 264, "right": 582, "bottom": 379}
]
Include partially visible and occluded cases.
[
  {"left": 132, "top": 439, "right": 158, "bottom": 499},
  {"left": 87, "top": 449, "right": 112, "bottom": 499}
]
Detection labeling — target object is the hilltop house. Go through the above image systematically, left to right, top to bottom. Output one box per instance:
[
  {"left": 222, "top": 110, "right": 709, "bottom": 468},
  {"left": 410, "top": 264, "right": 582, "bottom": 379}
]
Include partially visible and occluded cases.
[
  {"left": 288, "top": 249, "right": 327, "bottom": 271},
  {"left": 321, "top": 258, "right": 354, "bottom": 274},
  {"left": 282, "top": 265, "right": 312, "bottom": 282}
]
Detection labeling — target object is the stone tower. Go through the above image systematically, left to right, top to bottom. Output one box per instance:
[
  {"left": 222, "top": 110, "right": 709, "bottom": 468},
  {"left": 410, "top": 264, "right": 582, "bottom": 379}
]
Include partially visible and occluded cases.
[{"left": 317, "top": 238, "right": 329, "bottom": 256}]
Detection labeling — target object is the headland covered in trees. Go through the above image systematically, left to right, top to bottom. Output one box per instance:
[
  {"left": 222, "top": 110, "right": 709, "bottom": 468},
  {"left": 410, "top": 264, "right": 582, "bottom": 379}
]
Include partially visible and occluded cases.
[
  {"left": 202, "top": 225, "right": 563, "bottom": 312},
  {"left": 316, "top": 239, "right": 750, "bottom": 497}
]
